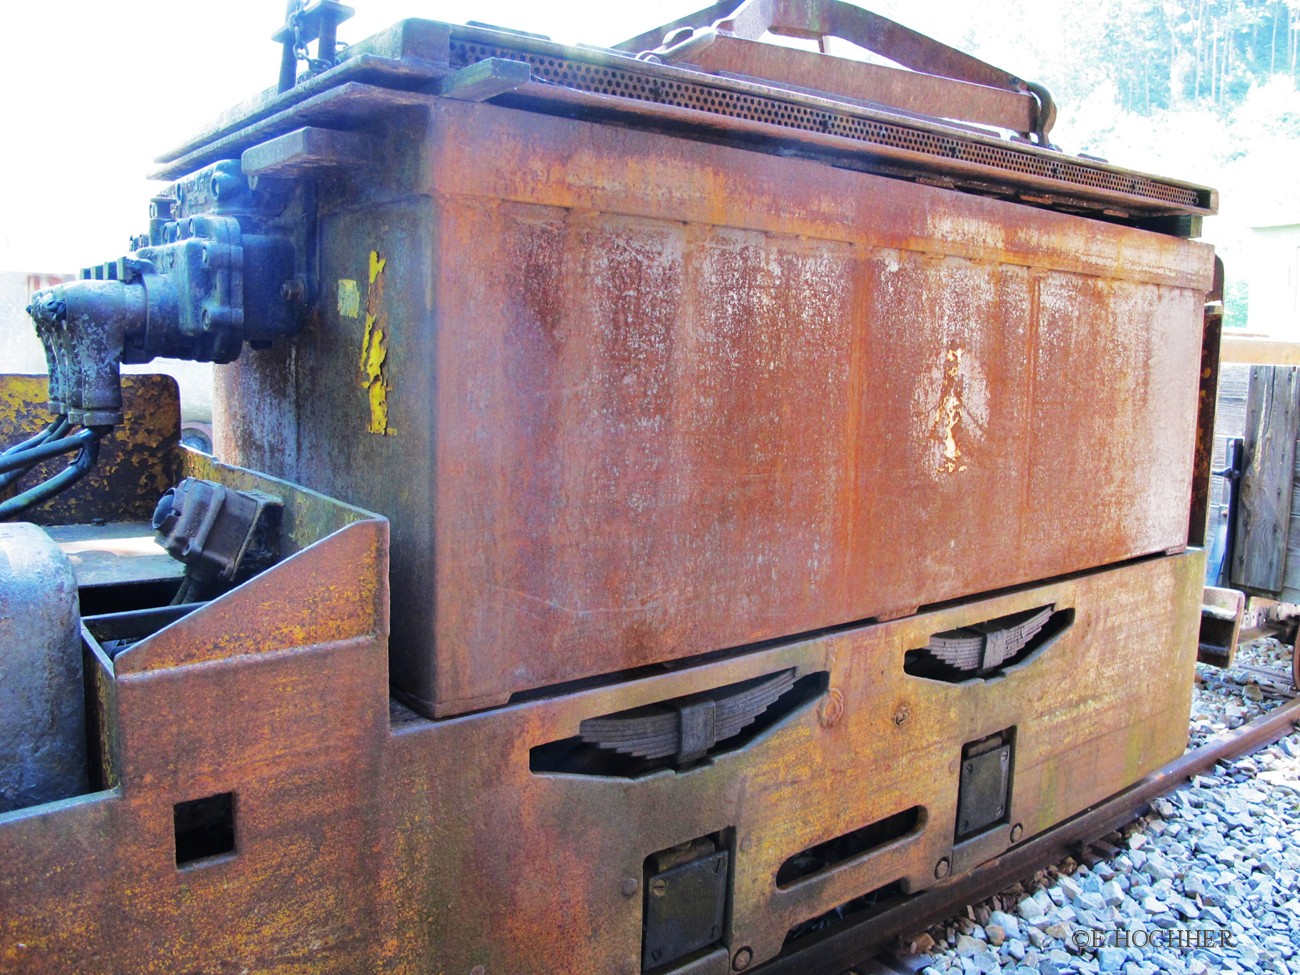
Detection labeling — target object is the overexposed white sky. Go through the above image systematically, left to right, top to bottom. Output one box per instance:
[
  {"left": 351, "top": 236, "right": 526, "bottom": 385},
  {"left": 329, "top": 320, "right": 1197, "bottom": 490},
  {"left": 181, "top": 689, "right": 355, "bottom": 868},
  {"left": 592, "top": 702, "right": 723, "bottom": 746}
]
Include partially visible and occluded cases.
[{"left": 0, "top": 0, "right": 1036, "bottom": 273}]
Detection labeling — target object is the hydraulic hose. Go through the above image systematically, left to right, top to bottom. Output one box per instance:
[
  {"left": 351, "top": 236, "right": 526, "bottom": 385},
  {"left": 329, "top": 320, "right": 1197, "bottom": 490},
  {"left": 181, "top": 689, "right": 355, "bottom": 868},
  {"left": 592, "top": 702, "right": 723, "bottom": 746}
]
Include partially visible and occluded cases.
[
  {"left": 1, "top": 416, "right": 69, "bottom": 458},
  {"left": 0, "top": 426, "right": 98, "bottom": 475},
  {"left": 0, "top": 434, "right": 103, "bottom": 521}
]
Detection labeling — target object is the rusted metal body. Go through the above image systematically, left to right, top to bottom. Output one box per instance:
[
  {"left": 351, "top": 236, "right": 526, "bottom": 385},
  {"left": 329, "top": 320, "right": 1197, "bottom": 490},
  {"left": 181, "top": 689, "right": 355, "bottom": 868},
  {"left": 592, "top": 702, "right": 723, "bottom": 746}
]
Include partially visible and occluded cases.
[
  {"left": 1, "top": 5, "right": 1220, "bottom": 973},
  {"left": 208, "top": 26, "right": 1214, "bottom": 717},
  {"left": 1189, "top": 256, "right": 1225, "bottom": 549},
  {"left": 0, "top": 364, "right": 1204, "bottom": 970},
  {"left": 757, "top": 688, "right": 1300, "bottom": 975}
]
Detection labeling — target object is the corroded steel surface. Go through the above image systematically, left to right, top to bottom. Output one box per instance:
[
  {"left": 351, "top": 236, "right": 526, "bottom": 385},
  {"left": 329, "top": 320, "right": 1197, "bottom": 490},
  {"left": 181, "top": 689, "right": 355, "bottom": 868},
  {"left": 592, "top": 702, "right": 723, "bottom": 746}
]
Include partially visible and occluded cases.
[
  {"left": 151, "top": 20, "right": 1215, "bottom": 222},
  {"left": 680, "top": 34, "right": 1039, "bottom": 135},
  {"left": 216, "top": 98, "right": 1214, "bottom": 715},
  {"left": 1189, "top": 256, "right": 1225, "bottom": 547},
  {"left": 0, "top": 375, "right": 180, "bottom": 525},
  {"left": 0, "top": 463, "right": 388, "bottom": 974},
  {"left": 0, "top": 539, "right": 1203, "bottom": 973},
  {"left": 757, "top": 686, "right": 1300, "bottom": 975}
]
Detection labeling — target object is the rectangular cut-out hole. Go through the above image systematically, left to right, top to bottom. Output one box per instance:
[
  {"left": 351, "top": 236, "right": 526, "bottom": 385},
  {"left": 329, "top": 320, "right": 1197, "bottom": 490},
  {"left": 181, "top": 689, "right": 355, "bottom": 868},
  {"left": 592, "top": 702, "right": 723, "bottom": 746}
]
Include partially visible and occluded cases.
[
  {"left": 174, "top": 792, "right": 235, "bottom": 867},
  {"left": 776, "top": 806, "right": 924, "bottom": 888},
  {"left": 783, "top": 879, "right": 906, "bottom": 947}
]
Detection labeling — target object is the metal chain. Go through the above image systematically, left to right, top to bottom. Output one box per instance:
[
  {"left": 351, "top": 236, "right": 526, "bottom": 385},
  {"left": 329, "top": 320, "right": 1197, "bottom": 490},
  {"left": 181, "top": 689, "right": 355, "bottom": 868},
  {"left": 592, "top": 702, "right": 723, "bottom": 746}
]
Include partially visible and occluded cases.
[
  {"left": 288, "top": 0, "right": 344, "bottom": 78},
  {"left": 290, "top": 1, "right": 310, "bottom": 65}
]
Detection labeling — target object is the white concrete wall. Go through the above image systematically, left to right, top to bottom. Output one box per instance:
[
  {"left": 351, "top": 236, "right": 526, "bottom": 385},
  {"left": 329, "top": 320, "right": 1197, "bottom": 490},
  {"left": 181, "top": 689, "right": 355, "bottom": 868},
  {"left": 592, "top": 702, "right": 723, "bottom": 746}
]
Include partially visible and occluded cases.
[{"left": 1247, "top": 224, "right": 1300, "bottom": 339}]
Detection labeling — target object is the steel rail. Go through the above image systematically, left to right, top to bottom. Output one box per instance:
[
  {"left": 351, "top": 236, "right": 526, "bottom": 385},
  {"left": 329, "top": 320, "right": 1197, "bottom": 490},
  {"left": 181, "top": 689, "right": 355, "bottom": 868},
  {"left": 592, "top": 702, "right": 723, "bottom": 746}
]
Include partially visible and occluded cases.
[{"left": 753, "top": 693, "right": 1300, "bottom": 975}]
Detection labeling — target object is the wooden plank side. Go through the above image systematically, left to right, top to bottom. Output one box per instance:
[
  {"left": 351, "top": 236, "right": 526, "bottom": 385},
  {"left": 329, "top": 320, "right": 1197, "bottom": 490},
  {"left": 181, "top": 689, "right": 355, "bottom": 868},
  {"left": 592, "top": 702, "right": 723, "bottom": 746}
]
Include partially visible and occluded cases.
[
  {"left": 1231, "top": 365, "right": 1300, "bottom": 594},
  {"left": 1282, "top": 446, "right": 1300, "bottom": 597}
]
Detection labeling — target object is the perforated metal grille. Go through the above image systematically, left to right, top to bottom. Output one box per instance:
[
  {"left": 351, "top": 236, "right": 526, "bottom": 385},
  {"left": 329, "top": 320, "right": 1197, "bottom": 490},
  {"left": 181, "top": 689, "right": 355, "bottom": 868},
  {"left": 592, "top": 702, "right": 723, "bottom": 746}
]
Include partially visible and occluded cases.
[{"left": 450, "top": 40, "right": 1202, "bottom": 210}]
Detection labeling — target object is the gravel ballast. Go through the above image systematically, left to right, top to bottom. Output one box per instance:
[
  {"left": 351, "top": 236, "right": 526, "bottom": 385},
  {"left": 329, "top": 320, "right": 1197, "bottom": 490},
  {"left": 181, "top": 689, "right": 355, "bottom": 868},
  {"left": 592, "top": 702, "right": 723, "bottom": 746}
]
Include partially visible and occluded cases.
[{"left": 896, "top": 640, "right": 1300, "bottom": 975}]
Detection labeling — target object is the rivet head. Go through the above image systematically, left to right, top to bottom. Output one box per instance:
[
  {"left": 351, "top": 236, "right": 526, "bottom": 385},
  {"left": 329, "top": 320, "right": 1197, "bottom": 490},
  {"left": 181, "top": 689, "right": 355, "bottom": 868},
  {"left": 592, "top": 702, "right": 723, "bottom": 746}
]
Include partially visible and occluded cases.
[
  {"left": 818, "top": 688, "right": 845, "bottom": 728},
  {"left": 893, "top": 702, "right": 911, "bottom": 726},
  {"left": 1010, "top": 823, "right": 1024, "bottom": 843},
  {"left": 934, "top": 857, "right": 951, "bottom": 879},
  {"left": 621, "top": 877, "right": 639, "bottom": 898},
  {"left": 733, "top": 946, "right": 754, "bottom": 971},
  {"left": 470, "top": 967, "right": 486, "bottom": 975}
]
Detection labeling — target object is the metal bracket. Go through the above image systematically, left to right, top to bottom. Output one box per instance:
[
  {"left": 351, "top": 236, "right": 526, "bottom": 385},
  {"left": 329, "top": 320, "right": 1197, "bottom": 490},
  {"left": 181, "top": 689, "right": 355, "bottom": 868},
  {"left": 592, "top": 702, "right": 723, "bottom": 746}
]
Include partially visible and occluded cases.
[
  {"left": 437, "top": 58, "right": 533, "bottom": 102},
  {"left": 242, "top": 126, "right": 374, "bottom": 179},
  {"left": 956, "top": 730, "right": 1014, "bottom": 840},
  {"left": 644, "top": 839, "right": 730, "bottom": 972}
]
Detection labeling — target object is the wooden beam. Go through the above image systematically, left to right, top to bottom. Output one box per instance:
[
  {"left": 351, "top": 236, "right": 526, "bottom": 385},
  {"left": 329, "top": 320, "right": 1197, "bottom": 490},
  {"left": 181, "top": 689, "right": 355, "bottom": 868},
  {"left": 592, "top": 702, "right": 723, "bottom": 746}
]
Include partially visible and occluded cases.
[
  {"left": 1221, "top": 335, "right": 1300, "bottom": 366},
  {"left": 1232, "top": 365, "right": 1300, "bottom": 596}
]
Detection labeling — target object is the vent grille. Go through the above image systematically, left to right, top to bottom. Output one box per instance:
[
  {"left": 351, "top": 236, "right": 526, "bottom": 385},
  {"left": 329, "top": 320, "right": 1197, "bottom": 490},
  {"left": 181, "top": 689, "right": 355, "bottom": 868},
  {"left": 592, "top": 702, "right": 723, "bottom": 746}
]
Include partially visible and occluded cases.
[{"left": 450, "top": 40, "right": 1201, "bottom": 210}]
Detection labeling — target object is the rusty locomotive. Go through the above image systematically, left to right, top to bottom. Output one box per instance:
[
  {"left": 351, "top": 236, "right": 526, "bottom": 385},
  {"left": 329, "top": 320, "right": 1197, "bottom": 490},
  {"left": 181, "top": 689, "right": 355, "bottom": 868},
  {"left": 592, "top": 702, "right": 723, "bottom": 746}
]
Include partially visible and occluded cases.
[{"left": 0, "top": 2, "right": 1219, "bottom": 973}]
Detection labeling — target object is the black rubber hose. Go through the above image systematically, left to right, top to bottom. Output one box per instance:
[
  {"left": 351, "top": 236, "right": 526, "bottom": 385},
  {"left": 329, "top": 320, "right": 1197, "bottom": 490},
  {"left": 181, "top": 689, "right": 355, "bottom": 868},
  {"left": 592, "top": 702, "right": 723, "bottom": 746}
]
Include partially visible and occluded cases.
[
  {"left": 1, "top": 416, "right": 69, "bottom": 457},
  {"left": 0, "top": 419, "right": 73, "bottom": 490},
  {"left": 0, "top": 426, "right": 96, "bottom": 475},
  {"left": 0, "top": 435, "right": 102, "bottom": 520}
]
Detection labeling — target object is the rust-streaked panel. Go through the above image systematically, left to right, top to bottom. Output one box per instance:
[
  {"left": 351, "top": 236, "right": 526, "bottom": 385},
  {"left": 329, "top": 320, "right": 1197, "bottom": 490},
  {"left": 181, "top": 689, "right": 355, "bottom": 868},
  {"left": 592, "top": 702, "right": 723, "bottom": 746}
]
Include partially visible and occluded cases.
[
  {"left": 215, "top": 98, "right": 1213, "bottom": 715},
  {"left": 411, "top": 101, "right": 1211, "bottom": 712}
]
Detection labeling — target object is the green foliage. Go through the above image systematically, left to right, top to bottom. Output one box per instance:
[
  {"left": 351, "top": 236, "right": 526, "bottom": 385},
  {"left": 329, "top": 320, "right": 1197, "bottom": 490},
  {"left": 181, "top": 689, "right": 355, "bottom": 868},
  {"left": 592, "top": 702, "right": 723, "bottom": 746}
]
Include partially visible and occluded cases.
[
  {"left": 1056, "top": 0, "right": 1298, "bottom": 117},
  {"left": 1225, "top": 276, "right": 1251, "bottom": 329}
]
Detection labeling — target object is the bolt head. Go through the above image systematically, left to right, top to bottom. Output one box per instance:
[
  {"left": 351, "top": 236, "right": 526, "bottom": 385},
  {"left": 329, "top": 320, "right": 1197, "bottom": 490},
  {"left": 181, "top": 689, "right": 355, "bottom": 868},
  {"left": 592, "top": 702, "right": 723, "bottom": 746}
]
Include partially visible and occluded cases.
[
  {"left": 818, "top": 688, "right": 845, "bottom": 728},
  {"left": 1010, "top": 823, "right": 1024, "bottom": 843},
  {"left": 934, "top": 857, "right": 951, "bottom": 879},
  {"left": 650, "top": 877, "right": 668, "bottom": 897},
  {"left": 733, "top": 946, "right": 754, "bottom": 971}
]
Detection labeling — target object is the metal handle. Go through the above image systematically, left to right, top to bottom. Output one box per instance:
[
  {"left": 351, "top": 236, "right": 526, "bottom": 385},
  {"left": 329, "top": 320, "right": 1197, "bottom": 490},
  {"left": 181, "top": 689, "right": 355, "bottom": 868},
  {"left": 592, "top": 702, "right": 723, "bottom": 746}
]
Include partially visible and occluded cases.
[{"left": 630, "top": 0, "right": 1056, "bottom": 144}]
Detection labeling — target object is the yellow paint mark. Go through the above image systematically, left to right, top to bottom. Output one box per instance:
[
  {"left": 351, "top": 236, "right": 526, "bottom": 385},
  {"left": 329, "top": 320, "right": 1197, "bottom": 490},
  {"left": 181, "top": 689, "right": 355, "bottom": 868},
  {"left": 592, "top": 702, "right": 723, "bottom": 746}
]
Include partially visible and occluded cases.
[
  {"left": 359, "top": 250, "right": 394, "bottom": 435},
  {"left": 337, "top": 279, "right": 360, "bottom": 318},
  {"left": 933, "top": 348, "right": 968, "bottom": 475}
]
